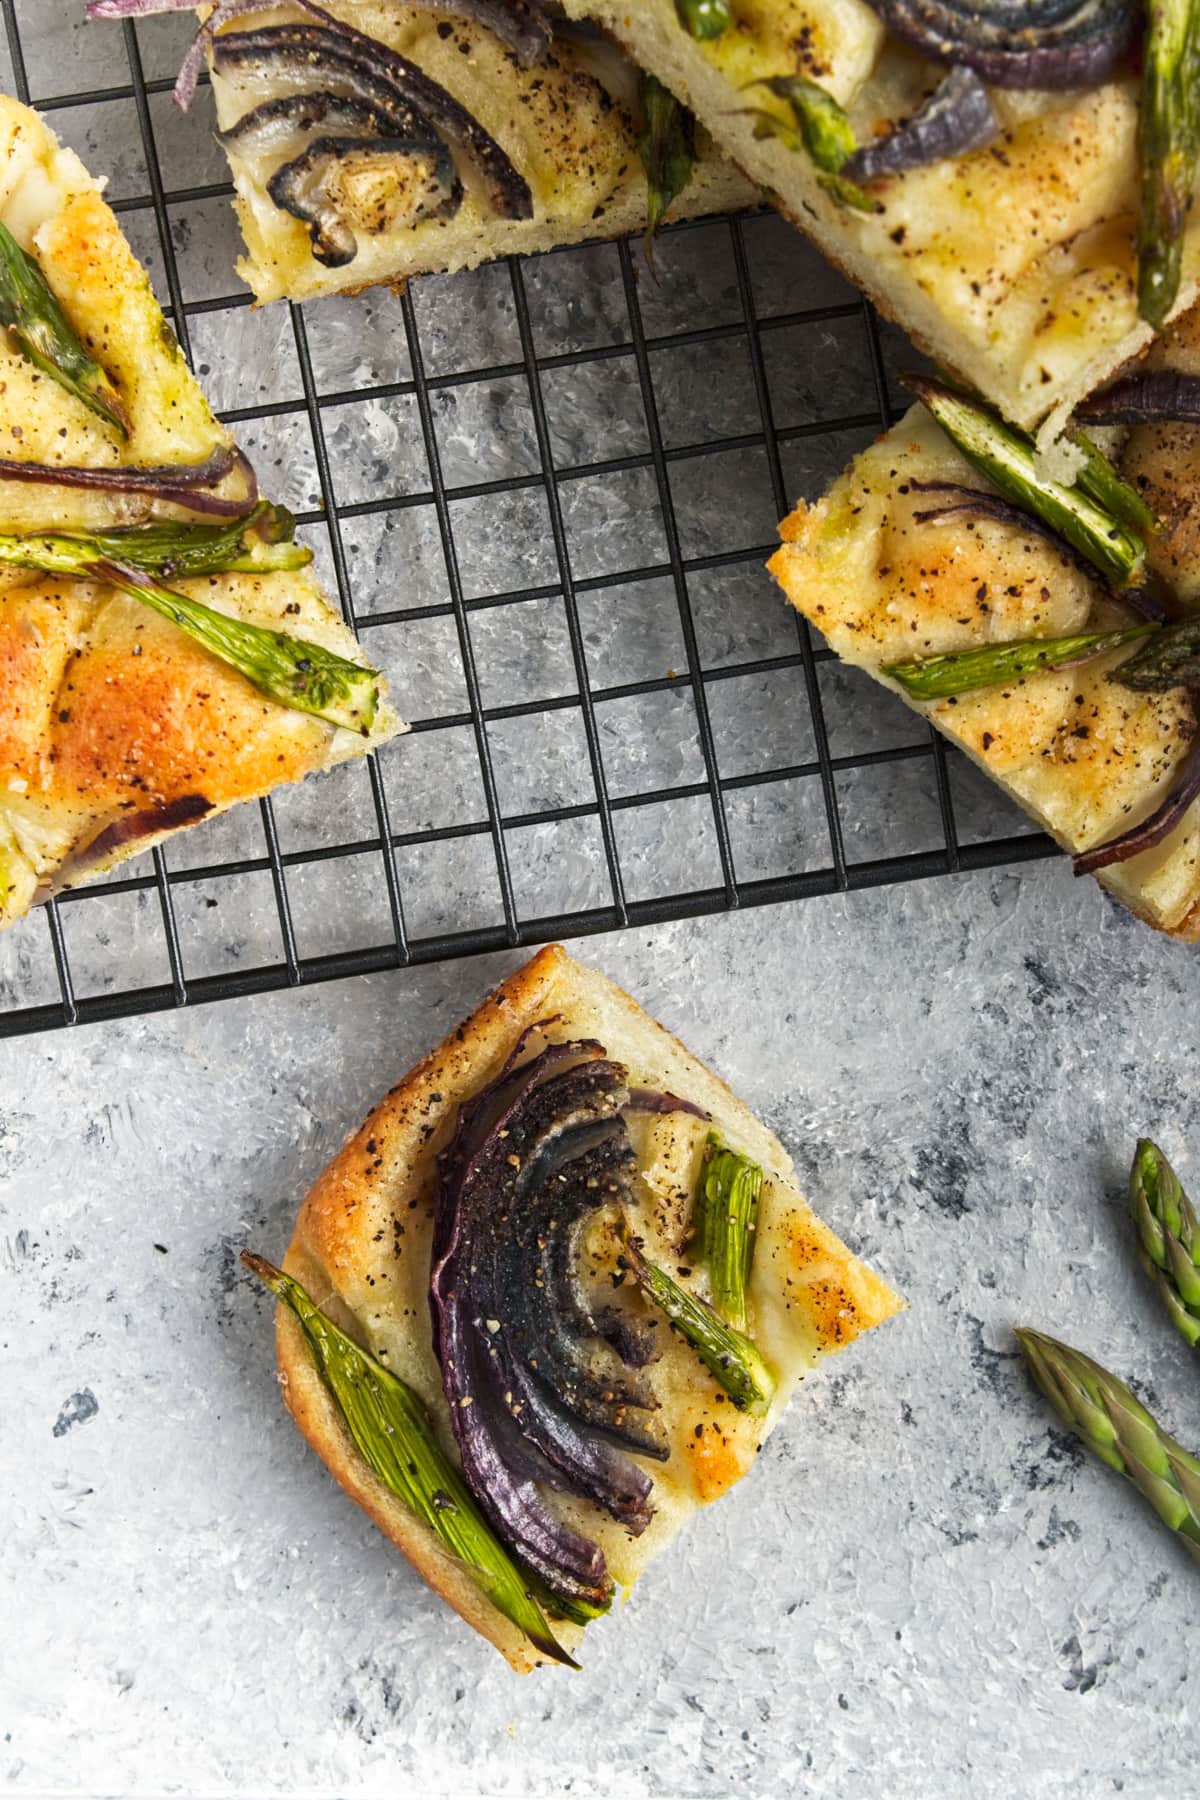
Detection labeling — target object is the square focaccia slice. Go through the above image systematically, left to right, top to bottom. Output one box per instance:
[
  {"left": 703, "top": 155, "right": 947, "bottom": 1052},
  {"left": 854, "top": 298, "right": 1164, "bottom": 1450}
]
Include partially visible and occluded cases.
[
  {"left": 560, "top": 0, "right": 1200, "bottom": 439},
  {"left": 128, "top": 2, "right": 757, "bottom": 305},
  {"left": 0, "top": 96, "right": 399, "bottom": 928},
  {"left": 769, "top": 308, "right": 1200, "bottom": 938},
  {"left": 266, "top": 944, "right": 902, "bottom": 1669}
]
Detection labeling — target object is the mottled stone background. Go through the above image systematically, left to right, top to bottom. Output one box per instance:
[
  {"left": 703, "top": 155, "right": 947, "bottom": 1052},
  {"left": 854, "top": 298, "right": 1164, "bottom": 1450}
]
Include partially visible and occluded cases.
[
  {"left": 1, "top": 5, "right": 1198, "bottom": 1796},
  {"left": 4, "top": 863, "right": 1198, "bottom": 1798}
]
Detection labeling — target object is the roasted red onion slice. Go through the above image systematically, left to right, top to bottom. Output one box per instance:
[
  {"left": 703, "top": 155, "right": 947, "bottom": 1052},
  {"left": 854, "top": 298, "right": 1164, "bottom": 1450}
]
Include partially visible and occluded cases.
[
  {"left": 86, "top": 0, "right": 552, "bottom": 108},
  {"left": 864, "top": 0, "right": 1138, "bottom": 89},
  {"left": 213, "top": 22, "right": 532, "bottom": 220},
  {"left": 843, "top": 68, "right": 999, "bottom": 183},
  {"left": 218, "top": 90, "right": 427, "bottom": 158},
  {"left": 268, "top": 133, "right": 462, "bottom": 266},
  {"left": 1076, "top": 371, "right": 1200, "bottom": 426},
  {"left": 0, "top": 445, "right": 258, "bottom": 517},
  {"left": 908, "top": 477, "right": 1083, "bottom": 555},
  {"left": 907, "top": 479, "right": 1175, "bottom": 621},
  {"left": 1075, "top": 736, "right": 1200, "bottom": 875},
  {"left": 44, "top": 794, "right": 215, "bottom": 897},
  {"left": 431, "top": 1038, "right": 663, "bottom": 1613},
  {"left": 624, "top": 1087, "right": 711, "bottom": 1119}
]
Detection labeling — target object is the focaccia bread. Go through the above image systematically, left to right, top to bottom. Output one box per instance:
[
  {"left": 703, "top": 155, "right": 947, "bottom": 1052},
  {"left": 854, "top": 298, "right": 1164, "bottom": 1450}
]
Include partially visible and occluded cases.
[
  {"left": 561, "top": 0, "right": 1200, "bottom": 437},
  {"left": 118, "top": 3, "right": 756, "bottom": 305},
  {"left": 0, "top": 96, "right": 399, "bottom": 928},
  {"left": 769, "top": 309, "right": 1200, "bottom": 938},
  {"left": 260, "top": 945, "right": 901, "bottom": 1669}
]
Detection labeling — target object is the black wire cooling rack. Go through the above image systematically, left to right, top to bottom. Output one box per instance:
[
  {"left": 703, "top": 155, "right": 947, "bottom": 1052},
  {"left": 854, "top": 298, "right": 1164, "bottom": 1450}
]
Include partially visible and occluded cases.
[{"left": 0, "top": 0, "right": 1056, "bottom": 1039}]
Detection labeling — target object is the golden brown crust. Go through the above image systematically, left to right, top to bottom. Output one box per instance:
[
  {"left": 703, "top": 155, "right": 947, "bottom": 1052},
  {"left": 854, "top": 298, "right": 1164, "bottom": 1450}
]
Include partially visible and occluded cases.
[
  {"left": 563, "top": 0, "right": 1200, "bottom": 436},
  {"left": 213, "top": 3, "right": 757, "bottom": 305},
  {"left": 0, "top": 99, "right": 400, "bottom": 926},
  {"left": 768, "top": 392, "right": 1200, "bottom": 938},
  {"left": 275, "top": 946, "right": 901, "bottom": 1671},
  {"left": 280, "top": 947, "right": 572, "bottom": 1673}
]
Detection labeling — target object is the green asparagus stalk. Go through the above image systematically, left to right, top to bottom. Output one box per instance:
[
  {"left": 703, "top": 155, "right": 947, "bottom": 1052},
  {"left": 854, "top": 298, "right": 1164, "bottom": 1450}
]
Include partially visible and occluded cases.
[
  {"left": 675, "top": 0, "right": 731, "bottom": 38},
  {"left": 1137, "top": 0, "right": 1200, "bottom": 330},
  {"left": 637, "top": 76, "right": 697, "bottom": 267},
  {"left": 747, "top": 76, "right": 878, "bottom": 213},
  {"left": 0, "top": 220, "right": 129, "bottom": 437},
  {"left": 903, "top": 376, "right": 1149, "bottom": 591},
  {"left": 1068, "top": 429, "right": 1158, "bottom": 536},
  {"left": 0, "top": 505, "right": 311, "bottom": 581},
  {"left": 0, "top": 528, "right": 377, "bottom": 732},
  {"left": 98, "top": 561, "right": 379, "bottom": 733},
  {"left": 883, "top": 623, "right": 1155, "bottom": 703},
  {"left": 692, "top": 1133, "right": 763, "bottom": 1335},
  {"left": 1131, "top": 1138, "right": 1200, "bottom": 1349},
  {"left": 620, "top": 1226, "right": 775, "bottom": 1415},
  {"left": 241, "top": 1253, "right": 575, "bottom": 1667},
  {"left": 1016, "top": 1327, "right": 1200, "bottom": 1559}
]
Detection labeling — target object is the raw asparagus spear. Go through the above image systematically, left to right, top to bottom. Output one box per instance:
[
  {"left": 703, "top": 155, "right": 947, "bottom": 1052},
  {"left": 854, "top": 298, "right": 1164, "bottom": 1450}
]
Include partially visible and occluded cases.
[
  {"left": 0, "top": 220, "right": 129, "bottom": 436},
  {"left": 1131, "top": 1138, "right": 1200, "bottom": 1349},
  {"left": 242, "top": 1254, "right": 575, "bottom": 1666},
  {"left": 1016, "top": 1327, "right": 1200, "bottom": 1560}
]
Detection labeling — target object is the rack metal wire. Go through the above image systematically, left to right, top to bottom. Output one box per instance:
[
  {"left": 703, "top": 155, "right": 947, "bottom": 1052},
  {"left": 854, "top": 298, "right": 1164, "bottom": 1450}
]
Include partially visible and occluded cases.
[{"left": 0, "top": 0, "right": 1056, "bottom": 1038}]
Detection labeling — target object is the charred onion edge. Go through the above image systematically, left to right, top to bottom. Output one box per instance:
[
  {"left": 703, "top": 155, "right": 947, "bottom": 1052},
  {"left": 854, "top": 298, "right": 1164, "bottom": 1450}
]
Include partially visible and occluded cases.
[
  {"left": 86, "top": 0, "right": 552, "bottom": 110},
  {"left": 864, "top": 0, "right": 1139, "bottom": 90},
  {"left": 212, "top": 18, "right": 532, "bottom": 220},
  {"left": 843, "top": 66, "right": 999, "bottom": 183},
  {"left": 217, "top": 90, "right": 429, "bottom": 152},
  {"left": 266, "top": 133, "right": 463, "bottom": 268},
  {"left": 1076, "top": 370, "right": 1200, "bottom": 426},
  {"left": 0, "top": 445, "right": 258, "bottom": 517},
  {"left": 908, "top": 477, "right": 1088, "bottom": 559},
  {"left": 908, "top": 480, "right": 1175, "bottom": 622},
  {"left": 1074, "top": 735, "right": 1200, "bottom": 874},
  {"left": 42, "top": 794, "right": 215, "bottom": 898},
  {"left": 430, "top": 1039, "right": 662, "bottom": 1612},
  {"left": 624, "top": 1088, "right": 710, "bottom": 1120}
]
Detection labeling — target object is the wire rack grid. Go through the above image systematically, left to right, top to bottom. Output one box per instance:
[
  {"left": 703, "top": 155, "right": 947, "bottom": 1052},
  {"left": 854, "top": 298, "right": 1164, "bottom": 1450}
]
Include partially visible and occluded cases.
[{"left": 0, "top": 0, "right": 1055, "bottom": 1039}]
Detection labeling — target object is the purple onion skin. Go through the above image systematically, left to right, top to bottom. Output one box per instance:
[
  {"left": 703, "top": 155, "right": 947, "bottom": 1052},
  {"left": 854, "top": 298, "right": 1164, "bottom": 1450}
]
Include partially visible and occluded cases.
[
  {"left": 87, "top": 0, "right": 551, "bottom": 114},
  {"left": 865, "top": 0, "right": 1139, "bottom": 90},
  {"left": 213, "top": 20, "right": 533, "bottom": 219},
  {"left": 844, "top": 67, "right": 998, "bottom": 183},
  {"left": 1076, "top": 371, "right": 1200, "bottom": 426},
  {"left": 0, "top": 445, "right": 258, "bottom": 518},
  {"left": 909, "top": 478, "right": 1083, "bottom": 556},
  {"left": 1075, "top": 737, "right": 1200, "bottom": 875},
  {"left": 44, "top": 794, "right": 214, "bottom": 898},
  {"left": 430, "top": 1040, "right": 664, "bottom": 1612},
  {"left": 625, "top": 1087, "right": 710, "bottom": 1120}
]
